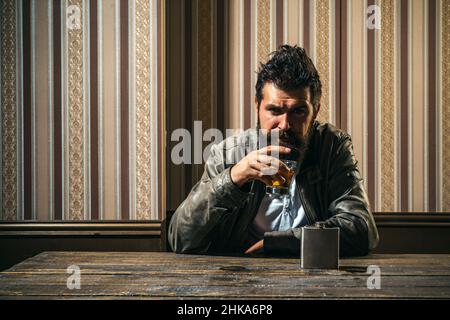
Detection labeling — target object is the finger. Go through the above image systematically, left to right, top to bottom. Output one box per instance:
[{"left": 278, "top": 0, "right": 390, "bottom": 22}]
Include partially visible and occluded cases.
[
  {"left": 258, "top": 145, "right": 291, "bottom": 156},
  {"left": 249, "top": 153, "right": 272, "bottom": 167},
  {"left": 251, "top": 154, "right": 288, "bottom": 175},
  {"left": 252, "top": 154, "right": 282, "bottom": 172},
  {"left": 253, "top": 154, "right": 273, "bottom": 164},
  {"left": 257, "top": 155, "right": 294, "bottom": 178},
  {"left": 265, "top": 156, "right": 291, "bottom": 176},
  {"left": 254, "top": 160, "right": 289, "bottom": 182},
  {"left": 249, "top": 161, "right": 285, "bottom": 182},
  {"left": 276, "top": 161, "right": 291, "bottom": 175},
  {"left": 255, "top": 169, "right": 286, "bottom": 186},
  {"left": 251, "top": 170, "right": 274, "bottom": 186},
  {"left": 255, "top": 174, "right": 274, "bottom": 186},
  {"left": 245, "top": 240, "right": 264, "bottom": 254},
  {"left": 245, "top": 243, "right": 259, "bottom": 254},
  {"left": 244, "top": 246, "right": 254, "bottom": 254}
]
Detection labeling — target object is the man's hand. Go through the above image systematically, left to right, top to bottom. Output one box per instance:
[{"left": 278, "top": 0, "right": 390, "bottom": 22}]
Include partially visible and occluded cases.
[
  {"left": 230, "top": 146, "right": 292, "bottom": 187},
  {"left": 245, "top": 240, "right": 264, "bottom": 254}
]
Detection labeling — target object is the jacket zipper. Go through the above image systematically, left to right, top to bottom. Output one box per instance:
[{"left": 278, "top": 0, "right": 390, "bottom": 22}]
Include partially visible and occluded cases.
[{"left": 296, "top": 177, "right": 315, "bottom": 225}]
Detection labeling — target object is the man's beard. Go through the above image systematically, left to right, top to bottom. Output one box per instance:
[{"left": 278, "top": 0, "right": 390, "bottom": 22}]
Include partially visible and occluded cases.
[{"left": 257, "top": 118, "right": 313, "bottom": 162}]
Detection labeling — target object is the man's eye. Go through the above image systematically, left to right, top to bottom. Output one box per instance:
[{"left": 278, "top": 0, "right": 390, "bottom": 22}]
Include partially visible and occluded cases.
[
  {"left": 269, "top": 109, "right": 282, "bottom": 115},
  {"left": 293, "top": 109, "right": 306, "bottom": 115}
]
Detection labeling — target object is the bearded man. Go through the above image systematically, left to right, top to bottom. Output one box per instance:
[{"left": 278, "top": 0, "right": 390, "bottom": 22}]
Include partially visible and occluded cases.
[{"left": 168, "top": 45, "right": 379, "bottom": 257}]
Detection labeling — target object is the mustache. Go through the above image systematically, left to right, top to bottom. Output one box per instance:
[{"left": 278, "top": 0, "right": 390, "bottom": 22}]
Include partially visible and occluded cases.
[
  {"left": 269, "top": 129, "right": 306, "bottom": 147},
  {"left": 279, "top": 129, "right": 303, "bottom": 145}
]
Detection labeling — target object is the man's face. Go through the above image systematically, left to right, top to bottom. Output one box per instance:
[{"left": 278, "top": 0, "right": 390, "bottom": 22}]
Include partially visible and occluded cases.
[{"left": 256, "top": 83, "right": 320, "bottom": 158}]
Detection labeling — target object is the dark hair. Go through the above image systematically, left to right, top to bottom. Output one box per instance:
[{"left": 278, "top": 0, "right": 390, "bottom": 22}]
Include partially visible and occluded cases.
[{"left": 255, "top": 45, "right": 322, "bottom": 109}]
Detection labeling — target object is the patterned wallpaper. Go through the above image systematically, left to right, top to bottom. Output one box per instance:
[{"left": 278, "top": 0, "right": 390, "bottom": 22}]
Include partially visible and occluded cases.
[
  {"left": 0, "top": 0, "right": 166, "bottom": 221},
  {"left": 2, "top": 0, "right": 450, "bottom": 220},
  {"left": 220, "top": 0, "right": 450, "bottom": 213}
]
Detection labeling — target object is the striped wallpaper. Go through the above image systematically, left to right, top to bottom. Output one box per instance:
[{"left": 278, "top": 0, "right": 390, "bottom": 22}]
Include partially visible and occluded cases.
[
  {"left": 0, "top": 0, "right": 166, "bottom": 221},
  {"left": 2, "top": 0, "right": 450, "bottom": 220},
  {"left": 166, "top": 0, "right": 226, "bottom": 208},
  {"left": 218, "top": 0, "right": 450, "bottom": 213}
]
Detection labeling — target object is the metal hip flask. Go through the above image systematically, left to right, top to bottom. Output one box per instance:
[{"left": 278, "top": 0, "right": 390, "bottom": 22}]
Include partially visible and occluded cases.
[{"left": 301, "top": 222, "right": 340, "bottom": 269}]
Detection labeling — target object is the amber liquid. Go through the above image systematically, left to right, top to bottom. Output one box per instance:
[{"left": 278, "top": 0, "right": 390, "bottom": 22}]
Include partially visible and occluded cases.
[
  {"left": 266, "top": 159, "right": 298, "bottom": 195},
  {"left": 270, "top": 168, "right": 295, "bottom": 188}
]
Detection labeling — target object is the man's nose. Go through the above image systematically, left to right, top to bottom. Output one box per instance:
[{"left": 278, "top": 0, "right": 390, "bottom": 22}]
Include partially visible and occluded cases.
[{"left": 278, "top": 114, "right": 291, "bottom": 130}]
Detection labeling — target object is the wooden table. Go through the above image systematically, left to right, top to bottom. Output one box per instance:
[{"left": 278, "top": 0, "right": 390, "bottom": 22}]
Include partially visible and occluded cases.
[{"left": 0, "top": 252, "right": 449, "bottom": 299}]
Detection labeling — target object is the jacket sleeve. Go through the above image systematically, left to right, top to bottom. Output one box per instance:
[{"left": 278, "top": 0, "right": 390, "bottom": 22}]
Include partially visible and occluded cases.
[
  {"left": 263, "top": 134, "right": 379, "bottom": 257},
  {"left": 323, "top": 134, "right": 379, "bottom": 256},
  {"left": 168, "top": 144, "right": 250, "bottom": 254}
]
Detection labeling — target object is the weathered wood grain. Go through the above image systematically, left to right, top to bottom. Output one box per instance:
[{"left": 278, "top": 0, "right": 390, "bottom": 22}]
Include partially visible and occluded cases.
[{"left": 1, "top": 252, "right": 449, "bottom": 299}]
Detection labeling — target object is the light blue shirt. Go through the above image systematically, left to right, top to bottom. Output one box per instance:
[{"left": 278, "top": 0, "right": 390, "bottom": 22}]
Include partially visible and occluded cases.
[{"left": 247, "top": 175, "right": 308, "bottom": 242}]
